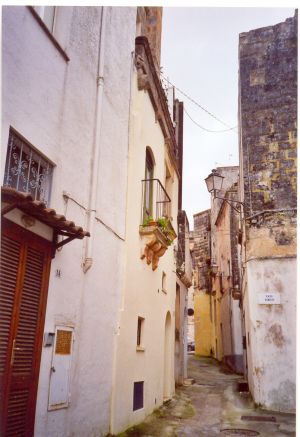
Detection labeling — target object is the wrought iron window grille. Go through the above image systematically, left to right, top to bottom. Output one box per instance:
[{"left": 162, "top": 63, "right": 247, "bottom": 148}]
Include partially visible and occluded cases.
[
  {"left": 4, "top": 129, "right": 53, "bottom": 206},
  {"left": 141, "top": 178, "right": 171, "bottom": 224}
]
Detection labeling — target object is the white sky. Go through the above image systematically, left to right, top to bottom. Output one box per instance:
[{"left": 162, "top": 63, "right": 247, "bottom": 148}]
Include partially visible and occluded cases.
[{"left": 160, "top": 7, "right": 295, "bottom": 227}]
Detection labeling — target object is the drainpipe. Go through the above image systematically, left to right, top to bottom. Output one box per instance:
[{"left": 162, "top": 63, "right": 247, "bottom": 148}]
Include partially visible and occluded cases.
[{"left": 82, "top": 7, "right": 106, "bottom": 273}]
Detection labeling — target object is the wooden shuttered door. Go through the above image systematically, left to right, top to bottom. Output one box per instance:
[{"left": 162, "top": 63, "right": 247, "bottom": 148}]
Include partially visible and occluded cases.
[{"left": 0, "top": 219, "right": 52, "bottom": 437}]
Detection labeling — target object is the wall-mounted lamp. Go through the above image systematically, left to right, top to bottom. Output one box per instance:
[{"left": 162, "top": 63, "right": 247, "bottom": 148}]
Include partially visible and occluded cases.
[
  {"left": 205, "top": 169, "right": 244, "bottom": 213},
  {"left": 205, "top": 169, "right": 224, "bottom": 195}
]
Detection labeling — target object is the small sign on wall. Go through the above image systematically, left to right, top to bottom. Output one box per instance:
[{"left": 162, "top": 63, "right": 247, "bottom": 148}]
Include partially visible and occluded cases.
[{"left": 258, "top": 293, "right": 281, "bottom": 305}]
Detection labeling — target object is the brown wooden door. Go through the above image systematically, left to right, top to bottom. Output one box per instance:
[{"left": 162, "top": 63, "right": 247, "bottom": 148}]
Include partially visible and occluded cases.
[{"left": 0, "top": 218, "right": 52, "bottom": 436}]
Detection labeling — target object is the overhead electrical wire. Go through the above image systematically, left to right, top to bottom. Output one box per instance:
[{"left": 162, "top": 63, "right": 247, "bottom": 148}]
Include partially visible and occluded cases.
[
  {"left": 160, "top": 74, "right": 237, "bottom": 133},
  {"left": 184, "top": 108, "right": 238, "bottom": 133}
]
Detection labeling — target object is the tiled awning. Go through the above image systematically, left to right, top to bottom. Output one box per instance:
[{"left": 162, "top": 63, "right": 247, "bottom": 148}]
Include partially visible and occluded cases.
[{"left": 1, "top": 187, "right": 90, "bottom": 248}]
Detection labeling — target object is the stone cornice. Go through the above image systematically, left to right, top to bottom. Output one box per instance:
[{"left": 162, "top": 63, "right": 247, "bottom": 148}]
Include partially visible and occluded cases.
[{"left": 135, "top": 36, "right": 179, "bottom": 176}]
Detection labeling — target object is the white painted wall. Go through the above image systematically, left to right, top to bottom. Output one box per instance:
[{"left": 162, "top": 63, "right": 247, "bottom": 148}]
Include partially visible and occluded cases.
[
  {"left": 2, "top": 6, "right": 137, "bottom": 436},
  {"left": 110, "top": 68, "right": 179, "bottom": 434},
  {"left": 245, "top": 257, "right": 296, "bottom": 412},
  {"left": 187, "top": 278, "right": 195, "bottom": 342},
  {"left": 175, "top": 279, "right": 188, "bottom": 384},
  {"left": 231, "top": 300, "right": 243, "bottom": 356}
]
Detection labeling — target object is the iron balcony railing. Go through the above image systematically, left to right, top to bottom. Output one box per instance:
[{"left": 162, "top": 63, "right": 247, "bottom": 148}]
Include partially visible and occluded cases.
[{"left": 141, "top": 178, "right": 171, "bottom": 225}]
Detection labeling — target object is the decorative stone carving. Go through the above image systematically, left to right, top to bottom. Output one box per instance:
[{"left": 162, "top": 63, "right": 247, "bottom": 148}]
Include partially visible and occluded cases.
[{"left": 140, "top": 224, "right": 175, "bottom": 271}]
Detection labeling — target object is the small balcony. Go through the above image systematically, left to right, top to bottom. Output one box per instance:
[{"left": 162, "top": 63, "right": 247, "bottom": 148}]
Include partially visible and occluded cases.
[{"left": 139, "top": 178, "right": 177, "bottom": 270}]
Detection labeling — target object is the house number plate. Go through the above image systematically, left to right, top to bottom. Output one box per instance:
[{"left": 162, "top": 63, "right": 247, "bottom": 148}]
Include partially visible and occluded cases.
[{"left": 258, "top": 293, "right": 281, "bottom": 305}]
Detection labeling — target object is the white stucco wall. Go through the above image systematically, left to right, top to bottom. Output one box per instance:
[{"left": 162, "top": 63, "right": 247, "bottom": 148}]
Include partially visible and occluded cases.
[
  {"left": 2, "top": 6, "right": 136, "bottom": 436},
  {"left": 111, "top": 68, "right": 179, "bottom": 434},
  {"left": 214, "top": 191, "right": 243, "bottom": 370},
  {"left": 245, "top": 257, "right": 296, "bottom": 412},
  {"left": 175, "top": 279, "right": 188, "bottom": 384},
  {"left": 231, "top": 300, "right": 243, "bottom": 356}
]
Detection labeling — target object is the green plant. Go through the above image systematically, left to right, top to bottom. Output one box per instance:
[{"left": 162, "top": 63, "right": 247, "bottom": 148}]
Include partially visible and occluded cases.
[
  {"left": 142, "top": 216, "right": 154, "bottom": 227},
  {"left": 157, "top": 216, "right": 168, "bottom": 229}
]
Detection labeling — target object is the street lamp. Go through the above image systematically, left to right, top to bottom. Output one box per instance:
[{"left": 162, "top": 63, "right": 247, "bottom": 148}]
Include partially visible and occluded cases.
[
  {"left": 205, "top": 169, "right": 244, "bottom": 213},
  {"left": 205, "top": 169, "right": 224, "bottom": 197}
]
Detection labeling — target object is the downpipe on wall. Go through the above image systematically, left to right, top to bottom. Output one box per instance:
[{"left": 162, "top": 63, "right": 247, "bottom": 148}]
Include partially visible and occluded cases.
[{"left": 83, "top": 6, "right": 106, "bottom": 273}]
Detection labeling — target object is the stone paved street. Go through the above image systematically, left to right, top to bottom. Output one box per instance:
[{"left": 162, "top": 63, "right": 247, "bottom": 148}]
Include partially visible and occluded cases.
[{"left": 116, "top": 355, "right": 296, "bottom": 437}]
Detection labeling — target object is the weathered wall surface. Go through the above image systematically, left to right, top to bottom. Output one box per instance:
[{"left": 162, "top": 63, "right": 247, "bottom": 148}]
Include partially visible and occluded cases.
[
  {"left": 2, "top": 6, "right": 137, "bottom": 436},
  {"left": 137, "top": 7, "right": 162, "bottom": 70},
  {"left": 239, "top": 11, "right": 297, "bottom": 412},
  {"left": 239, "top": 13, "right": 297, "bottom": 215},
  {"left": 111, "top": 58, "right": 179, "bottom": 434},
  {"left": 208, "top": 167, "right": 241, "bottom": 365},
  {"left": 215, "top": 198, "right": 243, "bottom": 373},
  {"left": 192, "top": 210, "right": 212, "bottom": 356},
  {"left": 192, "top": 210, "right": 211, "bottom": 292},
  {"left": 175, "top": 211, "right": 192, "bottom": 384},
  {"left": 246, "top": 211, "right": 296, "bottom": 260},
  {"left": 245, "top": 258, "right": 296, "bottom": 412},
  {"left": 175, "top": 278, "right": 188, "bottom": 385},
  {"left": 194, "top": 292, "right": 212, "bottom": 356}
]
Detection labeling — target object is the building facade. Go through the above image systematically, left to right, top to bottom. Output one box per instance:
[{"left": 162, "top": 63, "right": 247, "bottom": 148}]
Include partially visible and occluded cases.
[
  {"left": 1, "top": 6, "right": 137, "bottom": 436},
  {"left": 110, "top": 8, "right": 183, "bottom": 433},
  {"left": 239, "top": 12, "right": 297, "bottom": 412},
  {"left": 192, "top": 166, "right": 243, "bottom": 373},
  {"left": 212, "top": 183, "right": 243, "bottom": 374},
  {"left": 192, "top": 209, "right": 212, "bottom": 357},
  {"left": 175, "top": 210, "right": 192, "bottom": 385}
]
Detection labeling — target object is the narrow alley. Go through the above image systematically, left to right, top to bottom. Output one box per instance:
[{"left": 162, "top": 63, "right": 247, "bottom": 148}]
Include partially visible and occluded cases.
[
  {"left": 1, "top": 6, "right": 297, "bottom": 437},
  {"left": 116, "top": 354, "right": 296, "bottom": 437}
]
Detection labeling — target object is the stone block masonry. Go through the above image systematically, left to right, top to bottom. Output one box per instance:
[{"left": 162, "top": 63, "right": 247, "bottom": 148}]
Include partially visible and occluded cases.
[
  {"left": 238, "top": 11, "right": 297, "bottom": 413},
  {"left": 239, "top": 11, "right": 297, "bottom": 217},
  {"left": 192, "top": 210, "right": 211, "bottom": 292}
]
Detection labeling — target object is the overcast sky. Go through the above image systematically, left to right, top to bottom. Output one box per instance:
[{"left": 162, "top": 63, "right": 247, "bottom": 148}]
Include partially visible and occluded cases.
[{"left": 160, "top": 7, "right": 295, "bottom": 227}]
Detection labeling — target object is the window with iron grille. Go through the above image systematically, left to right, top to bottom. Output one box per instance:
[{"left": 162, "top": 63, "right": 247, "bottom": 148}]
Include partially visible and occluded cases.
[
  {"left": 3, "top": 129, "right": 54, "bottom": 206},
  {"left": 133, "top": 381, "right": 144, "bottom": 411}
]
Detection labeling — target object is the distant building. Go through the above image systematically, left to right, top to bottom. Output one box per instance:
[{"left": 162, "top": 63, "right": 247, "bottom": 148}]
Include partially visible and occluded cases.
[
  {"left": 239, "top": 11, "right": 297, "bottom": 412},
  {"left": 175, "top": 97, "right": 192, "bottom": 386},
  {"left": 192, "top": 166, "right": 243, "bottom": 374},
  {"left": 213, "top": 181, "right": 243, "bottom": 374},
  {"left": 192, "top": 209, "right": 212, "bottom": 357},
  {"left": 175, "top": 210, "right": 192, "bottom": 385}
]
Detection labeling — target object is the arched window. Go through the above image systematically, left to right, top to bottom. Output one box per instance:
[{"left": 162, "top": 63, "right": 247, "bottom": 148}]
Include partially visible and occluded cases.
[{"left": 143, "top": 147, "right": 154, "bottom": 221}]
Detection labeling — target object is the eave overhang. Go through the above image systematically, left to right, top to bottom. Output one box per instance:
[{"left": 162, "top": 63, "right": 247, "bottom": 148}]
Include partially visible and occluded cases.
[
  {"left": 135, "top": 36, "right": 180, "bottom": 177},
  {"left": 1, "top": 187, "right": 90, "bottom": 251}
]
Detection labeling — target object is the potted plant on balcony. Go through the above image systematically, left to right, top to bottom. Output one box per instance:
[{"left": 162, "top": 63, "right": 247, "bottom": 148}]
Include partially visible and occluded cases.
[
  {"left": 139, "top": 215, "right": 177, "bottom": 270},
  {"left": 142, "top": 216, "right": 157, "bottom": 227},
  {"left": 156, "top": 216, "right": 176, "bottom": 246}
]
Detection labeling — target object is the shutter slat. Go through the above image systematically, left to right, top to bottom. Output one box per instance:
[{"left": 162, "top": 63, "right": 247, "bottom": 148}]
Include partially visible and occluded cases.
[
  {"left": 1, "top": 221, "right": 51, "bottom": 436},
  {"left": 0, "top": 236, "right": 20, "bottom": 375},
  {"left": 12, "top": 247, "right": 44, "bottom": 377},
  {"left": 6, "top": 389, "right": 29, "bottom": 437}
]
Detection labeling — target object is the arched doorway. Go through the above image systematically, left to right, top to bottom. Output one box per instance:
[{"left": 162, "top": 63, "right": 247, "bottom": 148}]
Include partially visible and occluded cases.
[{"left": 163, "top": 311, "right": 172, "bottom": 400}]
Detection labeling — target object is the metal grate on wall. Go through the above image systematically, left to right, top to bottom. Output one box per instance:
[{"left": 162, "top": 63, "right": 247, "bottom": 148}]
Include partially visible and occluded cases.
[{"left": 4, "top": 129, "right": 53, "bottom": 206}]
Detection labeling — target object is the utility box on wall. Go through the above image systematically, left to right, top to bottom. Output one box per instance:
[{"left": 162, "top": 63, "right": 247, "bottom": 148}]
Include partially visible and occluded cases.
[{"left": 48, "top": 326, "right": 74, "bottom": 410}]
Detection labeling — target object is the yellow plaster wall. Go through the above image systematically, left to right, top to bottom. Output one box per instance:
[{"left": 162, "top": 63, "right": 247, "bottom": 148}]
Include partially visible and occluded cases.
[{"left": 194, "top": 291, "right": 213, "bottom": 356}]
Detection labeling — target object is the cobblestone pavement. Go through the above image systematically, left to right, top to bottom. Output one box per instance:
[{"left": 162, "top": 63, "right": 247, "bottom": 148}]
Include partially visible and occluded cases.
[{"left": 116, "top": 354, "right": 296, "bottom": 437}]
